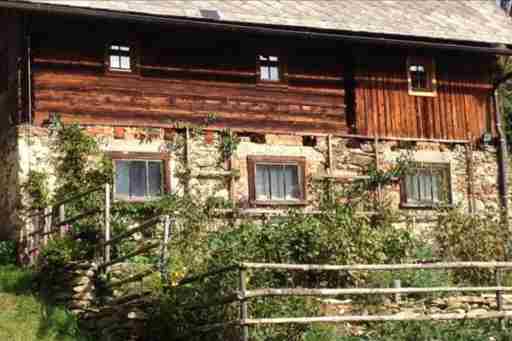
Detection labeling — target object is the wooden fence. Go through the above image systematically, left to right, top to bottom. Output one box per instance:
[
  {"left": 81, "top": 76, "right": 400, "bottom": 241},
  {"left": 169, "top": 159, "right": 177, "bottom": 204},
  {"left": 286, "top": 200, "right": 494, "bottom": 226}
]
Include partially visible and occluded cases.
[
  {"left": 21, "top": 184, "right": 172, "bottom": 289},
  {"left": 22, "top": 184, "right": 108, "bottom": 265},
  {"left": 170, "top": 261, "right": 512, "bottom": 341}
]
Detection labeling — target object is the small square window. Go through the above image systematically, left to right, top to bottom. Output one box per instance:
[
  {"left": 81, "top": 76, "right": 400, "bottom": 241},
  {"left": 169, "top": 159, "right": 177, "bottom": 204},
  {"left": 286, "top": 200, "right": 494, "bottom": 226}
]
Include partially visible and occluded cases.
[
  {"left": 108, "top": 44, "right": 132, "bottom": 72},
  {"left": 259, "top": 55, "right": 280, "bottom": 82},
  {"left": 407, "top": 57, "right": 436, "bottom": 96},
  {"left": 248, "top": 156, "right": 306, "bottom": 204},
  {"left": 114, "top": 159, "right": 165, "bottom": 200},
  {"left": 402, "top": 163, "right": 451, "bottom": 208}
]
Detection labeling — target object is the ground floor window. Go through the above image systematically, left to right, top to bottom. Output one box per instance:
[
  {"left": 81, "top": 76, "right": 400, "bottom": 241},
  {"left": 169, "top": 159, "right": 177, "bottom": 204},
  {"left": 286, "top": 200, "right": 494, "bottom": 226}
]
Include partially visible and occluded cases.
[
  {"left": 111, "top": 152, "right": 168, "bottom": 201},
  {"left": 248, "top": 156, "right": 306, "bottom": 204},
  {"left": 401, "top": 163, "right": 451, "bottom": 208}
]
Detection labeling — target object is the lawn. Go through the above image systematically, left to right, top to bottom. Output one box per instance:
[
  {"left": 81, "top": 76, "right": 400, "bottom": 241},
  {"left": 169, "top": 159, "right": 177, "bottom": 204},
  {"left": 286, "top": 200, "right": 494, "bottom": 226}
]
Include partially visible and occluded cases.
[{"left": 0, "top": 265, "right": 90, "bottom": 341}]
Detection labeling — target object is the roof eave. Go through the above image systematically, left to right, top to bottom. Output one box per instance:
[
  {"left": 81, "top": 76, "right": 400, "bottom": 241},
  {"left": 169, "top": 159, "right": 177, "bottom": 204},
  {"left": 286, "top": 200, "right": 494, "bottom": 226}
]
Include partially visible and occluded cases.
[{"left": 2, "top": 0, "right": 512, "bottom": 55}]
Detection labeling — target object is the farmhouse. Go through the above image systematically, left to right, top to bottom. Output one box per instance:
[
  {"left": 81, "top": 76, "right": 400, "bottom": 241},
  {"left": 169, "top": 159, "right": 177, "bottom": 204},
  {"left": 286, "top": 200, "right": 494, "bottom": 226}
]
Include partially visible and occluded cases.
[{"left": 1, "top": 0, "right": 512, "bottom": 240}]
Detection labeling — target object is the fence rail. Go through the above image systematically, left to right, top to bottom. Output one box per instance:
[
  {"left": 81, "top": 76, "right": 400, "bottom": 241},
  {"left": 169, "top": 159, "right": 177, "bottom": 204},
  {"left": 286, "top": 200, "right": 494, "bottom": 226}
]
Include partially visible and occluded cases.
[
  {"left": 21, "top": 184, "right": 172, "bottom": 292},
  {"left": 21, "top": 185, "right": 107, "bottom": 264},
  {"left": 171, "top": 261, "right": 512, "bottom": 341}
]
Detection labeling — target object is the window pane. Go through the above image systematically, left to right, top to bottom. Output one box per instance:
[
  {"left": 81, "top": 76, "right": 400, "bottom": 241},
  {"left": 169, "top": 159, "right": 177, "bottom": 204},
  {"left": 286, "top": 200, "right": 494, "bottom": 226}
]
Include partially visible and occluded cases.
[
  {"left": 111, "top": 45, "right": 120, "bottom": 50},
  {"left": 120, "top": 46, "right": 130, "bottom": 52},
  {"left": 110, "top": 55, "right": 120, "bottom": 69},
  {"left": 259, "top": 55, "right": 268, "bottom": 61},
  {"left": 269, "top": 55, "right": 279, "bottom": 62},
  {"left": 120, "top": 56, "right": 131, "bottom": 70},
  {"left": 260, "top": 66, "right": 269, "bottom": 80},
  {"left": 269, "top": 66, "right": 280, "bottom": 81},
  {"left": 115, "top": 161, "right": 130, "bottom": 196},
  {"left": 130, "top": 161, "right": 147, "bottom": 198},
  {"left": 148, "top": 161, "right": 163, "bottom": 197},
  {"left": 255, "top": 165, "right": 270, "bottom": 200},
  {"left": 269, "top": 165, "right": 284, "bottom": 200},
  {"left": 284, "top": 165, "right": 299, "bottom": 200},
  {"left": 432, "top": 174, "right": 440, "bottom": 203},
  {"left": 406, "top": 175, "right": 418, "bottom": 203}
]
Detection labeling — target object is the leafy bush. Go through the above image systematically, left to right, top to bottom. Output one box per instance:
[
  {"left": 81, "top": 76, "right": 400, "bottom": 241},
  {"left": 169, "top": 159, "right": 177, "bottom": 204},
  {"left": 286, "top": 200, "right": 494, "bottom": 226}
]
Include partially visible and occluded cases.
[
  {"left": 145, "top": 206, "right": 418, "bottom": 341},
  {"left": 433, "top": 208, "right": 507, "bottom": 285},
  {"left": 0, "top": 240, "right": 17, "bottom": 265}
]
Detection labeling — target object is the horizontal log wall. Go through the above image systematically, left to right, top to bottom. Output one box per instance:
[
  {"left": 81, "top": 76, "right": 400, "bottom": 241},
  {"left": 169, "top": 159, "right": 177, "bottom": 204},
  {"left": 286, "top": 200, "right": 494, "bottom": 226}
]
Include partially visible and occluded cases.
[
  {"left": 30, "top": 16, "right": 346, "bottom": 134},
  {"left": 354, "top": 47, "right": 496, "bottom": 140}
]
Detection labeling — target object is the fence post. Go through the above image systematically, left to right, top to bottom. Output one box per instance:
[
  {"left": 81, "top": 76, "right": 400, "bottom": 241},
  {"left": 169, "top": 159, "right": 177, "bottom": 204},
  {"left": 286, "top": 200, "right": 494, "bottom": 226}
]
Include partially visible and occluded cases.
[
  {"left": 104, "top": 183, "right": 111, "bottom": 272},
  {"left": 59, "top": 204, "right": 65, "bottom": 237},
  {"left": 43, "top": 206, "right": 52, "bottom": 246},
  {"left": 160, "top": 215, "right": 171, "bottom": 285},
  {"left": 239, "top": 267, "right": 249, "bottom": 341},
  {"left": 496, "top": 268, "right": 506, "bottom": 330},
  {"left": 393, "top": 279, "right": 401, "bottom": 304}
]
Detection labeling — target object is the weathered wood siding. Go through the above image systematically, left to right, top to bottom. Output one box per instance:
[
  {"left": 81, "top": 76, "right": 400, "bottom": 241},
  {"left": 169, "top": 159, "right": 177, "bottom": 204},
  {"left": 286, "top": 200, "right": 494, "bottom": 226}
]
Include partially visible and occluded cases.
[
  {"left": 0, "top": 9, "right": 24, "bottom": 128},
  {"left": 30, "top": 17, "right": 346, "bottom": 134},
  {"left": 354, "top": 48, "right": 495, "bottom": 140}
]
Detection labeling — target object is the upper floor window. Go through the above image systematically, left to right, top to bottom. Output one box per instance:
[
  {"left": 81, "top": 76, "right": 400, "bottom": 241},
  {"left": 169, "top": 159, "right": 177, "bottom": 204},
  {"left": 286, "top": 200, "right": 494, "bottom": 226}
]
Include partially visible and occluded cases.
[
  {"left": 108, "top": 44, "right": 132, "bottom": 72},
  {"left": 258, "top": 55, "right": 280, "bottom": 82},
  {"left": 407, "top": 56, "right": 436, "bottom": 96},
  {"left": 112, "top": 152, "right": 168, "bottom": 201},
  {"left": 248, "top": 156, "right": 306, "bottom": 204},
  {"left": 401, "top": 163, "right": 451, "bottom": 208}
]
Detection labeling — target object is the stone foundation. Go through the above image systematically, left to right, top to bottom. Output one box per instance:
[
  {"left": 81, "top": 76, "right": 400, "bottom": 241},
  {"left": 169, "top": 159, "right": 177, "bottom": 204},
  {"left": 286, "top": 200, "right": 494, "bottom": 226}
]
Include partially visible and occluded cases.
[{"left": 1, "top": 124, "right": 505, "bottom": 239}]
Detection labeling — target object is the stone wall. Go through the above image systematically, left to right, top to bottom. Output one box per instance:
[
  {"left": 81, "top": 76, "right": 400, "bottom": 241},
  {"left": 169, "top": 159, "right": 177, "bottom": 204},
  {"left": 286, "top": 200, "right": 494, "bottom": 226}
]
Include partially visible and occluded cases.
[
  {"left": 5, "top": 124, "right": 505, "bottom": 239},
  {"left": 0, "top": 126, "right": 20, "bottom": 239}
]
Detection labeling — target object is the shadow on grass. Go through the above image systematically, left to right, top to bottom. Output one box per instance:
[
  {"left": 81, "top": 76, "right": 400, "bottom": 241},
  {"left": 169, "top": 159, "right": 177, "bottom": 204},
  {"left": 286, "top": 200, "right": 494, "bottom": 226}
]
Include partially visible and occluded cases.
[
  {"left": 0, "top": 265, "right": 91, "bottom": 341},
  {"left": 0, "top": 265, "right": 35, "bottom": 294}
]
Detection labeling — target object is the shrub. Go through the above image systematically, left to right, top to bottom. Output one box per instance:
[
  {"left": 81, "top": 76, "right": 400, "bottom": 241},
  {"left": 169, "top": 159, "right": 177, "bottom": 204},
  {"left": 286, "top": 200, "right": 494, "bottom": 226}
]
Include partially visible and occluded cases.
[
  {"left": 433, "top": 208, "right": 507, "bottom": 285},
  {"left": 0, "top": 240, "right": 17, "bottom": 265}
]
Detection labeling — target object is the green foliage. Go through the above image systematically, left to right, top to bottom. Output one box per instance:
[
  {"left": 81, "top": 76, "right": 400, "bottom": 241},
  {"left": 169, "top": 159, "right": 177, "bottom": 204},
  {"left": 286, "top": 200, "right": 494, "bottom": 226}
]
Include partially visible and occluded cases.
[
  {"left": 51, "top": 123, "right": 113, "bottom": 202},
  {"left": 219, "top": 129, "right": 241, "bottom": 161},
  {"left": 22, "top": 170, "right": 50, "bottom": 209},
  {"left": 433, "top": 207, "right": 507, "bottom": 284},
  {"left": 38, "top": 237, "right": 78, "bottom": 270},
  {"left": 0, "top": 240, "right": 17, "bottom": 265},
  {"left": 0, "top": 265, "right": 91, "bottom": 341},
  {"left": 0, "top": 265, "right": 34, "bottom": 293},
  {"left": 363, "top": 321, "right": 512, "bottom": 341}
]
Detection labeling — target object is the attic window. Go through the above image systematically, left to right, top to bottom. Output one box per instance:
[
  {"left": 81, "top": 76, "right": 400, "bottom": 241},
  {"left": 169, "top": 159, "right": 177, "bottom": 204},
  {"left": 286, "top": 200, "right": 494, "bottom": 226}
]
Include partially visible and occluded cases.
[
  {"left": 200, "top": 9, "right": 220, "bottom": 20},
  {"left": 108, "top": 44, "right": 132, "bottom": 72},
  {"left": 259, "top": 55, "right": 281, "bottom": 82},
  {"left": 407, "top": 56, "right": 436, "bottom": 96}
]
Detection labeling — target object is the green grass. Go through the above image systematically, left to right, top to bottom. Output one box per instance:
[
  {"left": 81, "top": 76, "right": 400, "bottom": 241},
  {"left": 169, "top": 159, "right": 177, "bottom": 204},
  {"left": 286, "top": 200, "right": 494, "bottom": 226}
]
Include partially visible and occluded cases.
[{"left": 0, "top": 265, "right": 90, "bottom": 341}]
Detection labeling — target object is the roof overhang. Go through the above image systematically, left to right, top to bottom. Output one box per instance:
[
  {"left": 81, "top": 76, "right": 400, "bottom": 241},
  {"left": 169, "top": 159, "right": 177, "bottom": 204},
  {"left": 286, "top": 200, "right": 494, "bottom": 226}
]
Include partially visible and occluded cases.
[{"left": 2, "top": 0, "right": 512, "bottom": 56}]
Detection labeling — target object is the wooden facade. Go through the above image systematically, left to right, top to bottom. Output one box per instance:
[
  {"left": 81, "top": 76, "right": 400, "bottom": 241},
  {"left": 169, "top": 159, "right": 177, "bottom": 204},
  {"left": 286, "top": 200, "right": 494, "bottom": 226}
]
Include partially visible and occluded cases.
[
  {"left": 0, "top": 8, "right": 26, "bottom": 129},
  {"left": 21, "top": 15, "right": 498, "bottom": 141},
  {"left": 30, "top": 17, "right": 346, "bottom": 135},
  {"left": 354, "top": 47, "right": 496, "bottom": 140}
]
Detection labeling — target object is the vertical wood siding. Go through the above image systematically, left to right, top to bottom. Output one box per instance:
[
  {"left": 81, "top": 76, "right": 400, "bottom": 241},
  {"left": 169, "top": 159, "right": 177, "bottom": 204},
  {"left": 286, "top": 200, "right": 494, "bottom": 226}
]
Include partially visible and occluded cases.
[{"left": 354, "top": 49, "right": 495, "bottom": 140}]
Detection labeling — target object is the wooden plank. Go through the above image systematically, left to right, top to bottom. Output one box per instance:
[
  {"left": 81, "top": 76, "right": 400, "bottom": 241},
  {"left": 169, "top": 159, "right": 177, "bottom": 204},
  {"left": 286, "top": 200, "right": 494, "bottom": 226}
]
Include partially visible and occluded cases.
[
  {"left": 101, "top": 216, "right": 161, "bottom": 247},
  {"left": 99, "top": 242, "right": 160, "bottom": 269},
  {"left": 241, "top": 262, "right": 512, "bottom": 271},
  {"left": 107, "top": 269, "right": 155, "bottom": 288},
  {"left": 245, "top": 287, "right": 512, "bottom": 298},
  {"left": 242, "top": 311, "right": 512, "bottom": 325}
]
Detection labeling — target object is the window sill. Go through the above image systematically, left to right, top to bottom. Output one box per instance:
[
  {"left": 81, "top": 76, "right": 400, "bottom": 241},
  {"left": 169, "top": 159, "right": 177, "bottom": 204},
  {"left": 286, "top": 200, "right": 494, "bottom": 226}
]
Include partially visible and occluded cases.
[
  {"left": 106, "top": 68, "right": 140, "bottom": 78},
  {"left": 408, "top": 90, "right": 437, "bottom": 97},
  {"left": 114, "top": 196, "right": 162, "bottom": 203},
  {"left": 250, "top": 200, "right": 308, "bottom": 207},
  {"left": 400, "top": 202, "right": 453, "bottom": 210}
]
